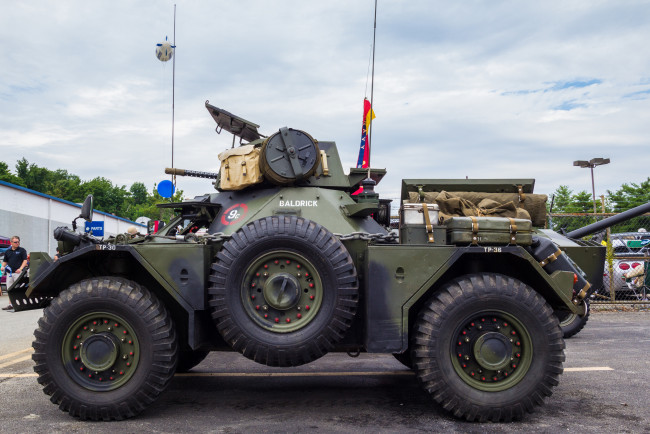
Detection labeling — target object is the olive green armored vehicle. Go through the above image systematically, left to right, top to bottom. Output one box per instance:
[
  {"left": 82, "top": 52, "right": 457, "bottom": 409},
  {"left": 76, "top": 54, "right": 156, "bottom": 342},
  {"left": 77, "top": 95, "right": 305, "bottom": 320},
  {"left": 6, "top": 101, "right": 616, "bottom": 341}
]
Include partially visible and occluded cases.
[{"left": 9, "top": 102, "right": 649, "bottom": 422}]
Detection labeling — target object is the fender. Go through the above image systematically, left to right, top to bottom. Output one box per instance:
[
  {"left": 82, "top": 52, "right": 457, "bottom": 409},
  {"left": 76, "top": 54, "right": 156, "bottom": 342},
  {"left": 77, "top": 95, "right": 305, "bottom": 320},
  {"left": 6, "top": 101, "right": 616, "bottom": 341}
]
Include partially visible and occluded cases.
[
  {"left": 22, "top": 244, "right": 215, "bottom": 349},
  {"left": 364, "top": 245, "right": 579, "bottom": 353}
]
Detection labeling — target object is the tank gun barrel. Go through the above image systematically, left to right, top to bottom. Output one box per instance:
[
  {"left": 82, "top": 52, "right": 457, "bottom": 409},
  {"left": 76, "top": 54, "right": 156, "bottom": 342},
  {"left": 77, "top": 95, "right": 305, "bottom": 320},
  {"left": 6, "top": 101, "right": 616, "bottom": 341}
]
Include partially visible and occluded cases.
[
  {"left": 165, "top": 168, "right": 219, "bottom": 179},
  {"left": 566, "top": 201, "right": 650, "bottom": 239}
]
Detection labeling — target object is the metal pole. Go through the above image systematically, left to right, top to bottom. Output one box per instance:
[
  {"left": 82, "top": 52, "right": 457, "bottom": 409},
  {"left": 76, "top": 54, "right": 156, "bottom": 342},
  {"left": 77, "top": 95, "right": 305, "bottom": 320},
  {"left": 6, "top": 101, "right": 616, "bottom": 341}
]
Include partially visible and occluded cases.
[
  {"left": 367, "top": 0, "right": 377, "bottom": 175},
  {"left": 171, "top": 4, "right": 176, "bottom": 188},
  {"left": 590, "top": 164, "right": 597, "bottom": 215}
]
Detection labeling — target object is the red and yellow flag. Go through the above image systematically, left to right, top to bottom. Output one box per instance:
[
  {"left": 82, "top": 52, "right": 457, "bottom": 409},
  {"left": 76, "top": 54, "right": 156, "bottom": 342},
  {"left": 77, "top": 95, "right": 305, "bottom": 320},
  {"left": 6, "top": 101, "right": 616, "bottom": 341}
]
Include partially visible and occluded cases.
[{"left": 356, "top": 98, "right": 376, "bottom": 168}]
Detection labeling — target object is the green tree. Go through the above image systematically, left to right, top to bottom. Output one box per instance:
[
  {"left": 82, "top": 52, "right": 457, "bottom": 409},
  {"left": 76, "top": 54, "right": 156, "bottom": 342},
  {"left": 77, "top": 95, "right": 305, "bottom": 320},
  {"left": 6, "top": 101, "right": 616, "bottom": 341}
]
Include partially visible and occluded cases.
[
  {"left": 0, "top": 161, "right": 26, "bottom": 186},
  {"left": 606, "top": 177, "right": 650, "bottom": 232}
]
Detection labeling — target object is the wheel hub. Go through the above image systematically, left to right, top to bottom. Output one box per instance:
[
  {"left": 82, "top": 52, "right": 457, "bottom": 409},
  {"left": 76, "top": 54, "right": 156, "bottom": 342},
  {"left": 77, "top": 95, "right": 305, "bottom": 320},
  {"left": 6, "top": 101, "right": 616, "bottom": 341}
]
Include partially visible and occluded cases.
[
  {"left": 243, "top": 251, "right": 323, "bottom": 332},
  {"left": 263, "top": 273, "right": 301, "bottom": 310},
  {"left": 61, "top": 312, "right": 139, "bottom": 391},
  {"left": 452, "top": 312, "right": 532, "bottom": 391},
  {"left": 473, "top": 332, "right": 512, "bottom": 371},
  {"left": 80, "top": 333, "right": 120, "bottom": 372}
]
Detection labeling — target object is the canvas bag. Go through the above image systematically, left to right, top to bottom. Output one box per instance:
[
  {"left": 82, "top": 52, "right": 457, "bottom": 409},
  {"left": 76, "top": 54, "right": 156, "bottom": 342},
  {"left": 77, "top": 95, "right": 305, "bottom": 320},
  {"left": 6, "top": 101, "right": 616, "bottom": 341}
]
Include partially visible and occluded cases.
[{"left": 218, "top": 145, "right": 263, "bottom": 190}]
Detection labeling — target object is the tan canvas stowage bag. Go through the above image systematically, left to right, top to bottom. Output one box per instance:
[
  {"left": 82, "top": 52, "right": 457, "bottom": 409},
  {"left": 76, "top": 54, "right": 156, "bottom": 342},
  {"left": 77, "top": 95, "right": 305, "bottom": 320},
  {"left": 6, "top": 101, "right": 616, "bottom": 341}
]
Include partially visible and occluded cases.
[{"left": 218, "top": 145, "right": 263, "bottom": 190}]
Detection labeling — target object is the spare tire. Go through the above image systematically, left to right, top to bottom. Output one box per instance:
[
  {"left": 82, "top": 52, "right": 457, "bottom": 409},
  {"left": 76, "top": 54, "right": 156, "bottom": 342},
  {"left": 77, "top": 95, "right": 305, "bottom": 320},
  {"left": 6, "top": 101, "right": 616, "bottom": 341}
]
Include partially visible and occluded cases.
[{"left": 208, "top": 216, "right": 358, "bottom": 366}]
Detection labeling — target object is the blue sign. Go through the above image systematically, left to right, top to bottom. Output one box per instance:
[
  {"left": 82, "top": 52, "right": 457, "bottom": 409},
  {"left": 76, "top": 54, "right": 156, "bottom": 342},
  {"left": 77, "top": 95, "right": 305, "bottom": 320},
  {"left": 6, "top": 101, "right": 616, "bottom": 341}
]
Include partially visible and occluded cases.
[
  {"left": 157, "top": 180, "right": 175, "bottom": 198},
  {"left": 85, "top": 221, "right": 105, "bottom": 236}
]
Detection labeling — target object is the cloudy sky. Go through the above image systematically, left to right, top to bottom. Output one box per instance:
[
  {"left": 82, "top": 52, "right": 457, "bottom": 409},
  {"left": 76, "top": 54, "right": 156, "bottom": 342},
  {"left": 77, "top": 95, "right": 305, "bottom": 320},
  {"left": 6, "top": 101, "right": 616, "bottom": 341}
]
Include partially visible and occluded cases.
[{"left": 2, "top": 1, "right": 649, "bottom": 204}]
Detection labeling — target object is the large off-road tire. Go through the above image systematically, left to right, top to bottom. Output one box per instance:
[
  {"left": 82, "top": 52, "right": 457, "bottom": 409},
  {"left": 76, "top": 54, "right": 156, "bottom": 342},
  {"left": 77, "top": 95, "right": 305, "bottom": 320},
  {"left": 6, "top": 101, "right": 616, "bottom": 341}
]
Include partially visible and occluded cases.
[
  {"left": 208, "top": 216, "right": 358, "bottom": 367},
  {"left": 412, "top": 273, "right": 565, "bottom": 422},
  {"left": 32, "top": 277, "right": 178, "bottom": 420},
  {"left": 556, "top": 300, "right": 590, "bottom": 339},
  {"left": 176, "top": 349, "right": 210, "bottom": 372}
]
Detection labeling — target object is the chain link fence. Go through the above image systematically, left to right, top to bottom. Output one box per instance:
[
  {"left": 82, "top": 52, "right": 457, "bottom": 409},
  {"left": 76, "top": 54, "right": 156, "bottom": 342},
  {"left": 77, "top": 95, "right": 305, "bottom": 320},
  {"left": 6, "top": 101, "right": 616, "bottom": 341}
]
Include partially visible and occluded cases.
[{"left": 549, "top": 212, "right": 650, "bottom": 302}]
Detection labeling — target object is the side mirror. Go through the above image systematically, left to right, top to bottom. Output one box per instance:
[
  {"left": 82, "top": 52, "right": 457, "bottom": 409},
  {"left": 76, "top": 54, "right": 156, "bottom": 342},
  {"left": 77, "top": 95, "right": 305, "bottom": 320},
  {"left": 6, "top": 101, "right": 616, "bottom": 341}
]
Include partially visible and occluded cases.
[
  {"left": 72, "top": 195, "right": 94, "bottom": 231},
  {"left": 80, "top": 195, "right": 94, "bottom": 222}
]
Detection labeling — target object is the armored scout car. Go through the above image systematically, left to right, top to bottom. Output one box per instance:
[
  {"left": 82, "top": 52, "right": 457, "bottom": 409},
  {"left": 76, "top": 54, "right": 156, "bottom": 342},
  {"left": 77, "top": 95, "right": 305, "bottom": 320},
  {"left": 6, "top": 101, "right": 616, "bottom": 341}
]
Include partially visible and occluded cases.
[{"left": 10, "top": 102, "right": 647, "bottom": 422}]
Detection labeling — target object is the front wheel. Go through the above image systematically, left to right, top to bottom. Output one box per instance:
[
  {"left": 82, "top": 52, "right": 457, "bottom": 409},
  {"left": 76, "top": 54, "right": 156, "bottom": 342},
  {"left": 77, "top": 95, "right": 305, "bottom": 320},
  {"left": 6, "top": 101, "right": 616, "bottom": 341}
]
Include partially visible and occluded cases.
[
  {"left": 412, "top": 273, "right": 565, "bottom": 422},
  {"left": 32, "top": 277, "right": 178, "bottom": 420}
]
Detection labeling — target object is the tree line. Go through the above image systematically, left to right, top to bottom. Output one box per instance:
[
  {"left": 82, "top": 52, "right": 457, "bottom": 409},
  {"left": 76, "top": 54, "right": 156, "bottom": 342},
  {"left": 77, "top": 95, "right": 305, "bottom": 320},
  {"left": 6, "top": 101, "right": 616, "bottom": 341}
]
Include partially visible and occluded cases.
[
  {"left": 1, "top": 158, "right": 183, "bottom": 222},
  {"left": 547, "top": 178, "right": 650, "bottom": 233}
]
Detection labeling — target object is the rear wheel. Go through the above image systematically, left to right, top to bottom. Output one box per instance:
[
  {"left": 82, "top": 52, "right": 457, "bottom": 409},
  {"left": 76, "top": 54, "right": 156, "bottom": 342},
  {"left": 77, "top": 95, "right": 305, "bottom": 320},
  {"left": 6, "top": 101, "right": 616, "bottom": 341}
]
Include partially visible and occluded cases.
[
  {"left": 412, "top": 273, "right": 565, "bottom": 422},
  {"left": 32, "top": 277, "right": 177, "bottom": 420},
  {"left": 556, "top": 300, "right": 589, "bottom": 338}
]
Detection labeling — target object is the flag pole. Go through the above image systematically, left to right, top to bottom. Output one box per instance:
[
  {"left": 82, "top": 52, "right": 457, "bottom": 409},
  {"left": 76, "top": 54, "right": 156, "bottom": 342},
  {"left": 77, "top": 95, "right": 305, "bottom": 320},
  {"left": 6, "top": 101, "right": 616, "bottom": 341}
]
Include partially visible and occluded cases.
[
  {"left": 367, "top": 0, "right": 377, "bottom": 178},
  {"left": 171, "top": 4, "right": 176, "bottom": 189}
]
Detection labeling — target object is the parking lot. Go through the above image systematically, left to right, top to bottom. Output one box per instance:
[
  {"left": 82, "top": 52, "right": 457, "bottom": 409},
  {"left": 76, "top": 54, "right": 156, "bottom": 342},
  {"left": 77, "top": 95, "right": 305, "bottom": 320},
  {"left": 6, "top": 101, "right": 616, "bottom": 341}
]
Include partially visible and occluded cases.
[{"left": 0, "top": 296, "right": 648, "bottom": 433}]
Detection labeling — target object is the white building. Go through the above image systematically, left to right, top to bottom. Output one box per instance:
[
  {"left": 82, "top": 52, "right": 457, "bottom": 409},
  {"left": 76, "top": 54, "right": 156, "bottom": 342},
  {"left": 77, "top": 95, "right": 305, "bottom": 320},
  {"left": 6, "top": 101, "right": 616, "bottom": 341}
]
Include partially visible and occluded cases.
[{"left": 0, "top": 180, "right": 146, "bottom": 257}]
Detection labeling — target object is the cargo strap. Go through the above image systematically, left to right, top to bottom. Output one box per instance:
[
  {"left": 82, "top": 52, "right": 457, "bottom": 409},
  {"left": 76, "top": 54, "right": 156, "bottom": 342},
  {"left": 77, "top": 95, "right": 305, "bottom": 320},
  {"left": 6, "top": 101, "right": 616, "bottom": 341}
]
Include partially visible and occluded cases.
[
  {"left": 517, "top": 185, "right": 526, "bottom": 208},
  {"left": 422, "top": 203, "right": 435, "bottom": 243},
  {"left": 469, "top": 216, "right": 479, "bottom": 245},
  {"left": 508, "top": 217, "right": 518, "bottom": 245},
  {"left": 538, "top": 249, "right": 563, "bottom": 267},
  {"left": 576, "top": 282, "right": 591, "bottom": 300}
]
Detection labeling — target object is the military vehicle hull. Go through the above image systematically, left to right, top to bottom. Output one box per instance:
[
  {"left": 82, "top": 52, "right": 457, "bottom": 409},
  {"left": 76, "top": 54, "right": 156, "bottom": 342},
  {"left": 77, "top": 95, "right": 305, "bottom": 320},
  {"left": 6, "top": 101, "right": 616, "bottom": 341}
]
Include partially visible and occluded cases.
[{"left": 11, "top": 105, "right": 635, "bottom": 423}]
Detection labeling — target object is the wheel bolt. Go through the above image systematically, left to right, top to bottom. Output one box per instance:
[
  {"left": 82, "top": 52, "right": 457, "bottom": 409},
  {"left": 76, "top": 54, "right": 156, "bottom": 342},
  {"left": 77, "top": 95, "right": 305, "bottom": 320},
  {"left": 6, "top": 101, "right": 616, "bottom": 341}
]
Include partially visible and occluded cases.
[
  {"left": 274, "top": 260, "right": 279, "bottom": 264},
  {"left": 286, "top": 260, "right": 290, "bottom": 264},
  {"left": 296, "top": 265, "right": 301, "bottom": 269},
  {"left": 256, "top": 272, "right": 260, "bottom": 277},
  {"left": 305, "top": 273, "right": 309, "bottom": 277},
  {"left": 251, "top": 283, "right": 256, "bottom": 288},
  {"left": 309, "top": 283, "right": 314, "bottom": 288},
  {"left": 251, "top": 295, "right": 256, "bottom": 300},
  {"left": 309, "top": 295, "right": 314, "bottom": 300},
  {"left": 256, "top": 305, "right": 260, "bottom": 310},
  {"left": 305, "top": 305, "right": 310, "bottom": 310},
  {"left": 297, "top": 313, "right": 302, "bottom": 319},
  {"left": 275, "top": 318, "right": 279, "bottom": 323},
  {"left": 286, "top": 318, "right": 291, "bottom": 323},
  {"left": 123, "top": 330, "right": 127, "bottom": 334},
  {"left": 76, "top": 335, "right": 81, "bottom": 339}
]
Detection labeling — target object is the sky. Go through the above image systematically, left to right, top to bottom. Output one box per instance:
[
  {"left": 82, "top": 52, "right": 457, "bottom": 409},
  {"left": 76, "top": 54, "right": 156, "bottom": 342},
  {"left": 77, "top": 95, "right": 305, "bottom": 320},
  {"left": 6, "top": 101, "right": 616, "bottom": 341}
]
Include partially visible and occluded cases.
[{"left": 1, "top": 1, "right": 649, "bottom": 205}]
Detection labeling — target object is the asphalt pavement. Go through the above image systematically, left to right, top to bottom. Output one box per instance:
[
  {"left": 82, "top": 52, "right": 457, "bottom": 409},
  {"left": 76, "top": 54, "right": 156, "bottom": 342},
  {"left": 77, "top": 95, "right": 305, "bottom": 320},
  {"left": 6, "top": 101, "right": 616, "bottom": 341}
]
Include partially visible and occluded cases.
[{"left": 0, "top": 292, "right": 648, "bottom": 433}]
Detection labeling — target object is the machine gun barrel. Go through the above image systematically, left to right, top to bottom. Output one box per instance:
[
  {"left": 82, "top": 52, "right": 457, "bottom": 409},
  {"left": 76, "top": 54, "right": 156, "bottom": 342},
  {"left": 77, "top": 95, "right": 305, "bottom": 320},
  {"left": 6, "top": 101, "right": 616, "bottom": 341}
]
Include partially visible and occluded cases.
[
  {"left": 165, "top": 168, "right": 219, "bottom": 179},
  {"left": 566, "top": 201, "right": 650, "bottom": 239}
]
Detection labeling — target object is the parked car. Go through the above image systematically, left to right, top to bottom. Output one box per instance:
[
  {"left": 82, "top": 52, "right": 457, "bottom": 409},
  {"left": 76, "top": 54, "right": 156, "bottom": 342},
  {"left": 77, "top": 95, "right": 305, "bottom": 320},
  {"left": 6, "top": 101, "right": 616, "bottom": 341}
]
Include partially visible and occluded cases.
[{"left": 597, "top": 231, "right": 650, "bottom": 300}]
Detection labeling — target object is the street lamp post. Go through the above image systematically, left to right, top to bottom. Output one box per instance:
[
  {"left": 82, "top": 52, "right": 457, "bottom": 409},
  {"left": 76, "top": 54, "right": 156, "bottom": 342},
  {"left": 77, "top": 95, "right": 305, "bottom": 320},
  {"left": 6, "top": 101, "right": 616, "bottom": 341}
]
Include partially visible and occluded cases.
[{"left": 573, "top": 158, "right": 610, "bottom": 215}]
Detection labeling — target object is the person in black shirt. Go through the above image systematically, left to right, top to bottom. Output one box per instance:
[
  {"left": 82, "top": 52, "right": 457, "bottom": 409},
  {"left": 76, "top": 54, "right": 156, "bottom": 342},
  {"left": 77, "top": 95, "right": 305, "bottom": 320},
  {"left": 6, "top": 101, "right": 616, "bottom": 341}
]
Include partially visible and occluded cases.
[{"left": 2, "top": 236, "right": 28, "bottom": 311}]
